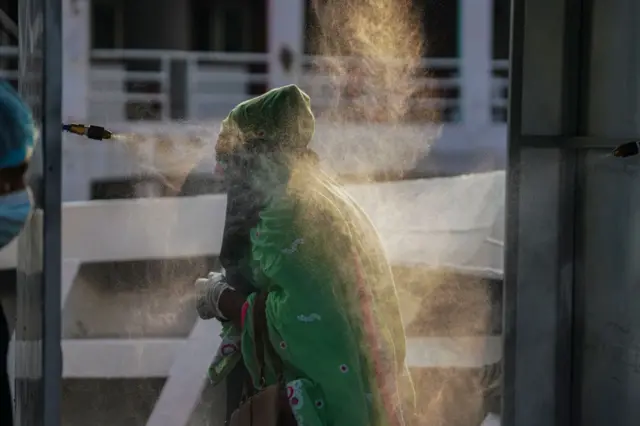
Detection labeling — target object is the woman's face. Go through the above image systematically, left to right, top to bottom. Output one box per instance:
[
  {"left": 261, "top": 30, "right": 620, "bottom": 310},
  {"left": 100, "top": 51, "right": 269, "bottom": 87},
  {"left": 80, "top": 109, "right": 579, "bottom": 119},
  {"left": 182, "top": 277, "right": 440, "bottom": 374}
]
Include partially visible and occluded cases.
[
  {"left": 215, "top": 120, "right": 248, "bottom": 180},
  {"left": 215, "top": 120, "right": 290, "bottom": 195},
  {"left": 216, "top": 149, "right": 253, "bottom": 185}
]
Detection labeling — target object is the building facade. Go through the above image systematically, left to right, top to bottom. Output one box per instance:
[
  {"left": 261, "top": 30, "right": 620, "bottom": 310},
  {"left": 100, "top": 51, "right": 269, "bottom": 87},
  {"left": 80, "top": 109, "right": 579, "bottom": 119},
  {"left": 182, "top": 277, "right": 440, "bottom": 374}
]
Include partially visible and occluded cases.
[{"left": 0, "top": 0, "right": 512, "bottom": 201}]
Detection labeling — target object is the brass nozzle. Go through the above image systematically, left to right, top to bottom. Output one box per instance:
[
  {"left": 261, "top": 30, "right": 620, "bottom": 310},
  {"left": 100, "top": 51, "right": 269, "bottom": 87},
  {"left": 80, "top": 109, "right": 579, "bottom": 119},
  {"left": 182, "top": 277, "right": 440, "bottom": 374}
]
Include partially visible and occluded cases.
[{"left": 62, "top": 123, "right": 113, "bottom": 141}]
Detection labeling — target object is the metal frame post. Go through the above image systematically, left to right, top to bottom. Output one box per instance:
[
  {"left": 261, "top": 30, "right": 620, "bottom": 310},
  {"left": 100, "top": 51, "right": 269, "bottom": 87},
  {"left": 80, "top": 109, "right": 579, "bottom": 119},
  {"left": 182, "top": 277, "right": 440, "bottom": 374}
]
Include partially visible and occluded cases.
[
  {"left": 16, "top": 0, "right": 63, "bottom": 424},
  {"left": 42, "top": 0, "right": 63, "bottom": 424},
  {"left": 496, "top": 0, "right": 640, "bottom": 424},
  {"left": 502, "top": 0, "right": 589, "bottom": 425}
]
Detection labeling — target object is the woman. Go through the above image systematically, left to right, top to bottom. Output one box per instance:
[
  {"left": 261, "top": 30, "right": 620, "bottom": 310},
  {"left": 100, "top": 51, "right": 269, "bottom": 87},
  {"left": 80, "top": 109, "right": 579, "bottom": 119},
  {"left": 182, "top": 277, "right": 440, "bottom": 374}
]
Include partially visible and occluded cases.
[
  {"left": 0, "top": 80, "right": 36, "bottom": 426},
  {"left": 196, "top": 85, "right": 415, "bottom": 425},
  {"left": 216, "top": 135, "right": 263, "bottom": 421}
]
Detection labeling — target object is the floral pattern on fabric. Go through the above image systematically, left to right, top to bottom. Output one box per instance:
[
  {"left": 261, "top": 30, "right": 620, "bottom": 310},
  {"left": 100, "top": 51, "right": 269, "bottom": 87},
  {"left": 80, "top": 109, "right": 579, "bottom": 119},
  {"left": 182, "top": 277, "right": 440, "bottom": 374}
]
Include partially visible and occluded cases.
[
  {"left": 237, "top": 180, "right": 413, "bottom": 425},
  {"left": 297, "top": 313, "right": 322, "bottom": 322},
  {"left": 207, "top": 324, "right": 242, "bottom": 385},
  {"left": 282, "top": 378, "right": 330, "bottom": 426},
  {"left": 287, "top": 379, "right": 305, "bottom": 410}
]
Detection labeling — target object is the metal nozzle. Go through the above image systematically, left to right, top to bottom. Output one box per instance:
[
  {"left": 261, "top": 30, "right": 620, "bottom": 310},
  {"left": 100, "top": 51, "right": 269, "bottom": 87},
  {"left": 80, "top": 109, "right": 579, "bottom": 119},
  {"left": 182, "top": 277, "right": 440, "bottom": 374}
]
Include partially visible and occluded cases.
[{"left": 62, "top": 123, "right": 113, "bottom": 141}]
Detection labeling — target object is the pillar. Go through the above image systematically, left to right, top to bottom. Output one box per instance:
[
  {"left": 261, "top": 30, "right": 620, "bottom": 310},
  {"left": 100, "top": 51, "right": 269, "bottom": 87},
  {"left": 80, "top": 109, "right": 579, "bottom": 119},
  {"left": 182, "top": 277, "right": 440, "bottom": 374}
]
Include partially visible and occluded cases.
[
  {"left": 62, "top": 0, "right": 89, "bottom": 121},
  {"left": 62, "top": 0, "right": 91, "bottom": 201},
  {"left": 268, "top": 0, "right": 305, "bottom": 89},
  {"left": 459, "top": 0, "right": 493, "bottom": 129}
]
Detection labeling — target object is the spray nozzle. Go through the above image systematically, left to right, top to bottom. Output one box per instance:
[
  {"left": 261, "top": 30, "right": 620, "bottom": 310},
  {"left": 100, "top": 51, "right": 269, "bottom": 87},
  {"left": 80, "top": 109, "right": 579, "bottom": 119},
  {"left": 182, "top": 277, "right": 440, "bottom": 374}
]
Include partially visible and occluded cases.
[
  {"left": 62, "top": 123, "right": 114, "bottom": 141},
  {"left": 612, "top": 141, "right": 640, "bottom": 158}
]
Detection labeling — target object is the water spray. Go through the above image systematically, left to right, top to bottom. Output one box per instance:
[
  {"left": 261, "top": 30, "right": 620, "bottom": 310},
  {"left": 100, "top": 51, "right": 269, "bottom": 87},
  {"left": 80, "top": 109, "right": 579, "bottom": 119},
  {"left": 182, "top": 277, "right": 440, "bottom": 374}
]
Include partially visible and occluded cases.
[{"left": 62, "top": 121, "right": 217, "bottom": 193}]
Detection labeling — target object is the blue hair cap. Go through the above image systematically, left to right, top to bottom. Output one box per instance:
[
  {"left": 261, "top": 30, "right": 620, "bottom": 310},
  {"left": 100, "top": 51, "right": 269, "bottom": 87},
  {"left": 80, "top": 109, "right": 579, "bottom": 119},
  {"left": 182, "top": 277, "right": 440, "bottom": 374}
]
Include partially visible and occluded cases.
[{"left": 0, "top": 80, "right": 35, "bottom": 169}]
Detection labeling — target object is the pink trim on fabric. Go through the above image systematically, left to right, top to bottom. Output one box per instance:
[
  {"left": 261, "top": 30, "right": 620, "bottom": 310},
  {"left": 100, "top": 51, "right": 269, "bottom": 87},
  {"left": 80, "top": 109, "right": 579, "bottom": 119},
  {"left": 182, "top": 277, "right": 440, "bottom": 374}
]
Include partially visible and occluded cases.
[
  {"left": 352, "top": 250, "right": 401, "bottom": 426},
  {"left": 241, "top": 301, "right": 250, "bottom": 328}
]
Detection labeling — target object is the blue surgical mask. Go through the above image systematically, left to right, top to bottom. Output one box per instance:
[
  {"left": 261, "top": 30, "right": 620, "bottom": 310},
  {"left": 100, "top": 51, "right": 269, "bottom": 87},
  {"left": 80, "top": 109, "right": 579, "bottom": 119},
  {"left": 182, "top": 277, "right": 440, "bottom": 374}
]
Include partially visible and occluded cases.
[{"left": 0, "top": 188, "right": 33, "bottom": 249}]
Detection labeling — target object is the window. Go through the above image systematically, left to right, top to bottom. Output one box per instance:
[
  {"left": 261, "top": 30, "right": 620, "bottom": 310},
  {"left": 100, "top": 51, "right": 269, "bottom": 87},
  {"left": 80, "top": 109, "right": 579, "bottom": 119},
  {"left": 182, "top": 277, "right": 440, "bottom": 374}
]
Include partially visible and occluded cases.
[
  {"left": 91, "top": 0, "right": 123, "bottom": 49},
  {"left": 190, "top": 0, "right": 264, "bottom": 52},
  {"left": 304, "top": 0, "right": 459, "bottom": 58},
  {"left": 419, "top": 0, "right": 459, "bottom": 58},
  {"left": 492, "top": 0, "right": 510, "bottom": 60},
  {"left": 191, "top": 1, "right": 210, "bottom": 51},
  {"left": 219, "top": 5, "right": 247, "bottom": 52}
]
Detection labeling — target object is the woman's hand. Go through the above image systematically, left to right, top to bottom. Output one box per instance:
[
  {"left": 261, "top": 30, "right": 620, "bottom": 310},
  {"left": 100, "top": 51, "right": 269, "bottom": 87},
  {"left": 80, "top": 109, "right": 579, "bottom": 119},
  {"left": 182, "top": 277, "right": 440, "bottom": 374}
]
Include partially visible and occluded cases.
[
  {"left": 195, "top": 272, "right": 246, "bottom": 328},
  {"left": 195, "top": 272, "right": 231, "bottom": 320},
  {"left": 217, "top": 286, "right": 246, "bottom": 329}
]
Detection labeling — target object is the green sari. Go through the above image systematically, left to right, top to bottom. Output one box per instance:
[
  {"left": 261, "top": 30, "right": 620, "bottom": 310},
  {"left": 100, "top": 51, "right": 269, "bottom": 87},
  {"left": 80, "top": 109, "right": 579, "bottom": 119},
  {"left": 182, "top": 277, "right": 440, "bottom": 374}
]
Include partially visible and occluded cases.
[{"left": 209, "top": 85, "right": 415, "bottom": 425}]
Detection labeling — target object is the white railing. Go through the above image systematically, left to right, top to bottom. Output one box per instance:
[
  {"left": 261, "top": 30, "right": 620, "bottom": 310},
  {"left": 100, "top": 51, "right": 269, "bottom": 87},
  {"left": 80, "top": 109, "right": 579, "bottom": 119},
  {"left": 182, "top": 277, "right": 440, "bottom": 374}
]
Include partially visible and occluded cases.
[
  {"left": 0, "top": 46, "right": 510, "bottom": 123},
  {"left": 90, "top": 49, "right": 271, "bottom": 122},
  {"left": 89, "top": 50, "right": 465, "bottom": 123},
  {"left": 90, "top": 50, "right": 172, "bottom": 122},
  {"left": 183, "top": 51, "right": 269, "bottom": 120},
  {"left": 298, "top": 55, "right": 462, "bottom": 121},
  {"left": 492, "top": 59, "right": 509, "bottom": 122},
  {"left": 1, "top": 172, "right": 506, "bottom": 273}
]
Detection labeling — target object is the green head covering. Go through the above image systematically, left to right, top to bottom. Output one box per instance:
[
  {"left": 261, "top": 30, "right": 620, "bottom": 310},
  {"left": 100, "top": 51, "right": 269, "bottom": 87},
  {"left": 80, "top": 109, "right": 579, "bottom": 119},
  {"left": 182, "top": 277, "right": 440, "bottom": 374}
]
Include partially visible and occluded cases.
[{"left": 217, "top": 85, "right": 315, "bottom": 156}]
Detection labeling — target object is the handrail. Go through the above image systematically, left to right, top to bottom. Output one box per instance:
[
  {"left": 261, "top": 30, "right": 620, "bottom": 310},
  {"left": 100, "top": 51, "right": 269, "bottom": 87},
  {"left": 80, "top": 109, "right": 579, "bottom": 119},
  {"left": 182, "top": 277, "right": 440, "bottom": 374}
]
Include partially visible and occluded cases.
[
  {"left": 0, "top": 45, "right": 18, "bottom": 55},
  {"left": 0, "top": 47, "right": 511, "bottom": 123},
  {"left": 0, "top": 47, "right": 495, "bottom": 67},
  {"left": 92, "top": 49, "right": 269, "bottom": 63},
  {"left": 302, "top": 54, "right": 460, "bottom": 69},
  {"left": 492, "top": 59, "right": 509, "bottom": 69},
  {"left": 0, "top": 172, "right": 505, "bottom": 273}
]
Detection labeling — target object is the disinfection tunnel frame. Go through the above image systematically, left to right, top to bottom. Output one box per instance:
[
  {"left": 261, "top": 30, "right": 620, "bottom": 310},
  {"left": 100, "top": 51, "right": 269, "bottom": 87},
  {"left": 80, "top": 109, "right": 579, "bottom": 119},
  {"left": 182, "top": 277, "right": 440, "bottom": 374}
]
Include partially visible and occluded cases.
[
  {"left": 15, "top": 0, "right": 63, "bottom": 425},
  {"left": 504, "top": 0, "right": 640, "bottom": 425}
]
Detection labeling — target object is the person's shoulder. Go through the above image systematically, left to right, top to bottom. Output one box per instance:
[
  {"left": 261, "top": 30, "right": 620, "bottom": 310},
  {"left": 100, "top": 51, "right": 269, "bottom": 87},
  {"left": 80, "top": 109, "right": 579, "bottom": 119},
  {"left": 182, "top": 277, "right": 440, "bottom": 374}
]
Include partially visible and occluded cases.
[{"left": 260, "top": 192, "right": 296, "bottom": 221}]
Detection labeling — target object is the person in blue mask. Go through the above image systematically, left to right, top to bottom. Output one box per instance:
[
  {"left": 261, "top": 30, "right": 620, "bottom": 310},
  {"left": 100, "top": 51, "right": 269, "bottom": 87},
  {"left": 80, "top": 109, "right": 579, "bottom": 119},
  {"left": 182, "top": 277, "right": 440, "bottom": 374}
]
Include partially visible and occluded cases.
[{"left": 0, "top": 80, "right": 36, "bottom": 425}]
